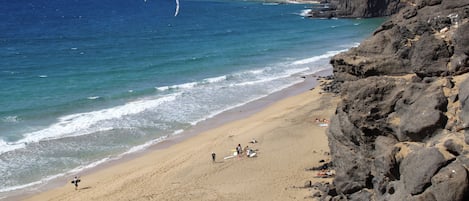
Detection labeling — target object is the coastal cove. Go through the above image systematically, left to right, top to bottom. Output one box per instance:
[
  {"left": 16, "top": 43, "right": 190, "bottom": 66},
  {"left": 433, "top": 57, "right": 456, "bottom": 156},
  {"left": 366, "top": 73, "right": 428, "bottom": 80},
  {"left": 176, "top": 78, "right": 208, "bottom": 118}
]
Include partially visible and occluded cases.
[
  {"left": 0, "top": 0, "right": 384, "bottom": 200},
  {"left": 10, "top": 70, "right": 328, "bottom": 200},
  {"left": 22, "top": 74, "right": 339, "bottom": 201}
]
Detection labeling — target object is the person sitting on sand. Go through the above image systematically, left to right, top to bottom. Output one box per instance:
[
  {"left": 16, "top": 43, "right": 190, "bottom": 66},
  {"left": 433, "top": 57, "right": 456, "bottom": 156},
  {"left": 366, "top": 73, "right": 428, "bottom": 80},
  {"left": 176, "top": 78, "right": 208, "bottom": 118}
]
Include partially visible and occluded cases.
[
  {"left": 249, "top": 138, "right": 257, "bottom": 144},
  {"left": 243, "top": 145, "right": 249, "bottom": 154},
  {"left": 246, "top": 147, "right": 257, "bottom": 158},
  {"left": 316, "top": 169, "right": 334, "bottom": 178}
]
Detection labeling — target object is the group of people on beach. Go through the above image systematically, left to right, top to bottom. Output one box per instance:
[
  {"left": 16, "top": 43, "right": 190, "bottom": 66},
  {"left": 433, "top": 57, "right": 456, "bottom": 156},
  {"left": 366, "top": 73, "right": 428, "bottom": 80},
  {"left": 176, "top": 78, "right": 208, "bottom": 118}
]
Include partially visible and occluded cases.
[
  {"left": 314, "top": 117, "right": 329, "bottom": 127},
  {"left": 314, "top": 118, "right": 329, "bottom": 123},
  {"left": 211, "top": 138, "right": 258, "bottom": 162},
  {"left": 236, "top": 143, "right": 257, "bottom": 158},
  {"left": 311, "top": 161, "right": 335, "bottom": 178},
  {"left": 315, "top": 169, "right": 335, "bottom": 178}
]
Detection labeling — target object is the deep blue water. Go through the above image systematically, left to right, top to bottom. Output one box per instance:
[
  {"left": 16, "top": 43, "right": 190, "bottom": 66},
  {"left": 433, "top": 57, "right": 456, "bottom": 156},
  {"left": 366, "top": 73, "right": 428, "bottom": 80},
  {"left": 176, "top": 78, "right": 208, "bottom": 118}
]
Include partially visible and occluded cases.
[{"left": 0, "top": 0, "right": 384, "bottom": 197}]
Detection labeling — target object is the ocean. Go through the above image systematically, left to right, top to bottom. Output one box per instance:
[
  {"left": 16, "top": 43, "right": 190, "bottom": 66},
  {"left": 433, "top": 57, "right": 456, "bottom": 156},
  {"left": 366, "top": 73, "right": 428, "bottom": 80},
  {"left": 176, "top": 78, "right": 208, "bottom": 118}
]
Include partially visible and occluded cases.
[{"left": 0, "top": 0, "right": 384, "bottom": 198}]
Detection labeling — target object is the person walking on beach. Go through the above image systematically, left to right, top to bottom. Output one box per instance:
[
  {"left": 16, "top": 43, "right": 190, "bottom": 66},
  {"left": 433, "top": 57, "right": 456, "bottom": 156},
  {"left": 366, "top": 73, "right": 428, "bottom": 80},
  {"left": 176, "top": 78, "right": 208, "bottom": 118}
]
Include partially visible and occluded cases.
[
  {"left": 211, "top": 152, "right": 216, "bottom": 162},
  {"left": 71, "top": 176, "right": 81, "bottom": 190}
]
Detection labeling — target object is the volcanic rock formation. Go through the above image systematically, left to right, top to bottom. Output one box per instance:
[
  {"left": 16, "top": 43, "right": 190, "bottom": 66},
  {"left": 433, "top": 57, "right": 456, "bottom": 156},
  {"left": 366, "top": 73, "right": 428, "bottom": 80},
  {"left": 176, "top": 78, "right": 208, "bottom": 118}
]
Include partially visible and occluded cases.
[
  {"left": 307, "top": 0, "right": 405, "bottom": 18},
  {"left": 321, "top": 0, "right": 469, "bottom": 200}
]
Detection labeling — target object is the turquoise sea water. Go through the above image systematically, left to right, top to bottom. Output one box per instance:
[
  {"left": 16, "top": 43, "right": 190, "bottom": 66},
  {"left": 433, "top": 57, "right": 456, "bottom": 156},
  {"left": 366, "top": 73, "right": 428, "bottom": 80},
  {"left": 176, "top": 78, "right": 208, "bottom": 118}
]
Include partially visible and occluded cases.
[{"left": 0, "top": 0, "right": 384, "bottom": 198}]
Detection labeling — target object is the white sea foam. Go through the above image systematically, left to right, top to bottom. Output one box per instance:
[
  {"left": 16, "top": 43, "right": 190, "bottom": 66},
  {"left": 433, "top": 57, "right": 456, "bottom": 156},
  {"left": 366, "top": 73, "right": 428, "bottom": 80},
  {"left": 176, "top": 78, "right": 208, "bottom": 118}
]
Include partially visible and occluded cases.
[
  {"left": 285, "top": 0, "right": 302, "bottom": 4},
  {"left": 262, "top": 2, "right": 279, "bottom": 6},
  {"left": 300, "top": 9, "right": 312, "bottom": 17},
  {"left": 338, "top": 42, "right": 360, "bottom": 49},
  {"left": 0, "top": 49, "right": 339, "bottom": 157},
  {"left": 291, "top": 49, "right": 348, "bottom": 65},
  {"left": 285, "top": 67, "right": 311, "bottom": 75},
  {"left": 249, "top": 69, "right": 265, "bottom": 75},
  {"left": 2, "top": 71, "right": 17, "bottom": 74},
  {"left": 38, "top": 75, "right": 48, "bottom": 78},
  {"left": 203, "top": 75, "right": 226, "bottom": 83},
  {"left": 189, "top": 78, "right": 304, "bottom": 127},
  {"left": 230, "top": 78, "right": 275, "bottom": 87},
  {"left": 156, "top": 81, "right": 198, "bottom": 91},
  {"left": 175, "top": 82, "right": 197, "bottom": 89},
  {"left": 156, "top": 86, "right": 170, "bottom": 91},
  {"left": 0, "top": 94, "right": 180, "bottom": 155},
  {"left": 87, "top": 96, "right": 100, "bottom": 100},
  {"left": 2, "top": 116, "right": 20, "bottom": 123},
  {"left": 0, "top": 135, "right": 170, "bottom": 194},
  {"left": 122, "top": 136, "right": 168, "bottom": 155},
  {"left": 0, "top": 140, "right": 26, "bottom": 156},
  {"left": 0, "top": 156, "right": 109, "bottom": 193},
  {"left": 0, "top": 178, "right": 44, "bottom": 193}
]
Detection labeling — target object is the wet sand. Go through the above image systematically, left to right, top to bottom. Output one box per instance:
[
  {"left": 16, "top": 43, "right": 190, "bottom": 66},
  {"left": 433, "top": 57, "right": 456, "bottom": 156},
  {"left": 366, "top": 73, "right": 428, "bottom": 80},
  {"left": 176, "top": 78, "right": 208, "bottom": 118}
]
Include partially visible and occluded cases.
[{"left": 21, "top": 75, "right": 338, "bottom": 201}]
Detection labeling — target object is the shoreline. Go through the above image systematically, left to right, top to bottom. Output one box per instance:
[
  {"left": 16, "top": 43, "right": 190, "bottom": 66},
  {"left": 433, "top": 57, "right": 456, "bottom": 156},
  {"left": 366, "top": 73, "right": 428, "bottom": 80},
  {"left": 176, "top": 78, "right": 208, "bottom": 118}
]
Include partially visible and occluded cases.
[{"left": 8, "top": 68, "right": 335, "bottom": 201}]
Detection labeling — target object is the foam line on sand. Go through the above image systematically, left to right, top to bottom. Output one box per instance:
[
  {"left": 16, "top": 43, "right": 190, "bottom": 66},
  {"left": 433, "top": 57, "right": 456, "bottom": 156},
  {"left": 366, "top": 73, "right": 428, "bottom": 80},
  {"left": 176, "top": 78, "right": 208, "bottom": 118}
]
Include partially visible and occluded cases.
[{"left": 22, "top": 77, "right": 338, "bottom": 201}]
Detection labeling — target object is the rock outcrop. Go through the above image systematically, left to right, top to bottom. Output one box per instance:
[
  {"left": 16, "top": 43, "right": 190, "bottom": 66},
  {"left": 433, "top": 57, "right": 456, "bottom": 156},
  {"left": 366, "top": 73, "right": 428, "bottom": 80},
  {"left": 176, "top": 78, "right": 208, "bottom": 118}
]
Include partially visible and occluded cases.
[
  {"left": 307, "top": 0, "right": 406, "bottom": 18},
  {"left": 322, "top": 0, "right": 469, "bottom": 200}
]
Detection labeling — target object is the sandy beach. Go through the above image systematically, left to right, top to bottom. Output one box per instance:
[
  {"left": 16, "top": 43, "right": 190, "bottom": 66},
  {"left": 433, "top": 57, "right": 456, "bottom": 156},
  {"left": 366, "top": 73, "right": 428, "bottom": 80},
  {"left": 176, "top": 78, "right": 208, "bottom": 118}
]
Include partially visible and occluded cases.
[{"left": 21, "top": 78, "right": 338, "bottom": 201}]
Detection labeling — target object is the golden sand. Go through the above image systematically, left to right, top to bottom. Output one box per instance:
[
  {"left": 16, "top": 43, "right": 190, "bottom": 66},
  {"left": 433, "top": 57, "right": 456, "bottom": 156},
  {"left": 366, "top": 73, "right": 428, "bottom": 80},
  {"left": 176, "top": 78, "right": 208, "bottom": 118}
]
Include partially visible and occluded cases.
[{"left": 23, "top": 81, "right": 338, "bottom": 201}]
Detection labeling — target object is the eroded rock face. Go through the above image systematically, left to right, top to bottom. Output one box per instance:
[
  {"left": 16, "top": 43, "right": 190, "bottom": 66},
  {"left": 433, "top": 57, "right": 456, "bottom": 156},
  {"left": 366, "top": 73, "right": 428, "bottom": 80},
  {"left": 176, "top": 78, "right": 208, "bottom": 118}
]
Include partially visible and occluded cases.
[
  {"left": 309, "top": 0, "right": 405, "bottom": 18},
  {"left": 324, "top": 0, "right": 469, "bottom": 200},
  {"left": 331, "top": 0, "right": 469, "bottom": 81},
  {"left": 460, "top": 79, "right": 469, "bottom": 144},
  {"left": 395, "top": 83, "right": 448, "bottom": 141},
  {"left": 400, "top": 148, "right": 449, "bottom": 195}
]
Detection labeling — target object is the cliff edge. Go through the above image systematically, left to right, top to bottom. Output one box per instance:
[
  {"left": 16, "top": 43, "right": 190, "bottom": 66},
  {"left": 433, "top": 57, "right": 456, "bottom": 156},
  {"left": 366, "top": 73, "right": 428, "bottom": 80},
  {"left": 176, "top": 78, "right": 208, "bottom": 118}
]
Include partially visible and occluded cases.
[
  {"left": 307, "top": 0, "right": 406, "bottom": 18},
  {"left": 321, "top": 0, "right": 469, "bottom": 200}
]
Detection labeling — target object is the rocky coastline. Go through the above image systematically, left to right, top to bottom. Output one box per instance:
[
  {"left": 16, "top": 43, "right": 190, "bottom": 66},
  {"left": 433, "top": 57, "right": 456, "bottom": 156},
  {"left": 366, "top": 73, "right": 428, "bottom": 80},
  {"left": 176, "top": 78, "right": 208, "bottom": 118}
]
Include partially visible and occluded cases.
[
  {"left": 304, "top": 0, "right": 405, "bottom": 18},
  {"left": 317, "top": 0, "right": 469, "bottom": 200}
]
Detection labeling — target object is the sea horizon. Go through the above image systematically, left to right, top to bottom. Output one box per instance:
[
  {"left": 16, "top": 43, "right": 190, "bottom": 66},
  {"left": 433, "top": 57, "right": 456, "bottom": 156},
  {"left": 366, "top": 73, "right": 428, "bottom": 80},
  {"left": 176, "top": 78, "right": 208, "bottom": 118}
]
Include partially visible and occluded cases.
[{"left": 0, "top": 0, "right": 384, "bottom": 199}]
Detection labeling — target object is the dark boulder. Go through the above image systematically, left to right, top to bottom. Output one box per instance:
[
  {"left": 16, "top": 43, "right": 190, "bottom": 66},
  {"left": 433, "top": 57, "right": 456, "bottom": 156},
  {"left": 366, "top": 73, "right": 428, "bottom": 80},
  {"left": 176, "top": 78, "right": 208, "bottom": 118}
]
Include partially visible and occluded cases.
[
  {"left": 417, "top": 0, "right": 442, "bottom": 8},
  {"left": 442, "top": 0, "right": 469, "bottom": 9},
  {"left": 402, "top": 7, "right": 418, "bottom": 19},
  {"left": 450, "top": 23, "right": 469, "bottom": 74},
  {"left": 410, "top": 33, "right": 452, "bottom": 77},
  {"left": 460, "top": 78, "right": 469, "bottom": 144},
  {"left": 393, "top": 82, "right": 448, "bottom": 141},
  {"left": 328, "top": 110, "right": 370, "bottom": 194},
  {"left": 444, "top": 138, "right": 464, "bottom": 156},
  {"left": 400, "top": 148, "right": 449, "bottom": 195},
  {"left": 429, "top": 161, "right": 469, "bottom": 201},
  {"left": 349, "top": 189, "right": 373, "bottom": 201},
  {"left": 410, "top": 190, "right": 437, "bottom": 201}
]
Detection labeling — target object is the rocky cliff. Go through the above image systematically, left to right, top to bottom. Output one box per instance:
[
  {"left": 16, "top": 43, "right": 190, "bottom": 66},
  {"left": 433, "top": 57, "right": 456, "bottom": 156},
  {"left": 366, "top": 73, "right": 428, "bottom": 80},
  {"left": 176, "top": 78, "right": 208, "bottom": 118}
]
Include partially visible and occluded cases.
[
  {"left": 308, "top": 0, "right": 405, "bottom": 18},
  {"left": 321, "top": 0, "right": 469, "bottom": 200}
]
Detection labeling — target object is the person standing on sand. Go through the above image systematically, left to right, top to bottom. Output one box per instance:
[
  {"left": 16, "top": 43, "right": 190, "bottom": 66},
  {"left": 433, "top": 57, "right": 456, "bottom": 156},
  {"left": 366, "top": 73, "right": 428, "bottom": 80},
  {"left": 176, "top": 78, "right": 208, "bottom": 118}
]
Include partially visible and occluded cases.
[
  {"left": 236, "top": 144, "right": 242, "bottom": 158},
  {"left": 211, "top": 152, "right": 216, "bottom": 162},
  {"left": 71, "top": 176, "right": 80, "bottom": 190}
]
